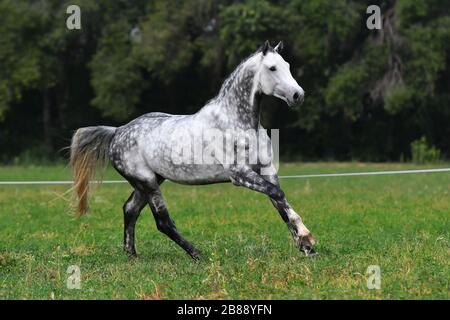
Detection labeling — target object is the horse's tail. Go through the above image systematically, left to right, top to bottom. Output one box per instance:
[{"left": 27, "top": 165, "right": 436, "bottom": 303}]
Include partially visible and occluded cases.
[{"left": 70, "top": 126, "right": 116, "bottom": 217}]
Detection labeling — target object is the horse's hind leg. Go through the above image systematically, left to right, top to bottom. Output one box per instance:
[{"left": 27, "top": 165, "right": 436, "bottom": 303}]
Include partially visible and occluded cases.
[
  {"left": 148, "top": 188, "right": 200, "bottom": 260},
  {"left": 123, "top": 190, "right": 147, "bottom": 256}
]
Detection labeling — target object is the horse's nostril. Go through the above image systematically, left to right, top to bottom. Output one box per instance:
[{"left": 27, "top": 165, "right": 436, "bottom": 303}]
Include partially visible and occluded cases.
[{"left": 293, "top": 92, "right": 300, "bottom": 101}]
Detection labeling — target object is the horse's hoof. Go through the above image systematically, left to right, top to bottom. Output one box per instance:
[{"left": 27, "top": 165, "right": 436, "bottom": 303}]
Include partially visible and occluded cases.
[
  {"left": 299, "top": 233, "right": 317, "bottom": 257},
  {"left": 301, "top": 246, "right": 318, "bottom": 257},
  {"left": 124, "top": 247, "right": 137, "bottom": 258},
  {"left": 189, "top": 250, "right": 201, "bottom": 262},
  {"left": 126, "top": 252, "right": 137, "bottom": 259}
]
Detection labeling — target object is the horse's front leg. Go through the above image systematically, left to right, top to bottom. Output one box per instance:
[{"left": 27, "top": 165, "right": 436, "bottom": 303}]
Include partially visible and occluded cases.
[
  {"left": 230, "top": 167, "right": 316, "bottom": 256},
  {"left": 262, "top": 173, "right": 316, "bottom": 256}
]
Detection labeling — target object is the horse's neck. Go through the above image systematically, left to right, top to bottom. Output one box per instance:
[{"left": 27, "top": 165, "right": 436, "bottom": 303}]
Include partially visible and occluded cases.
[
  {"left": 202, "top": 55, "right": 261, "bottom": 129},
  {"left": 222, "top": 58, "right": 262, "bottom": 127}
]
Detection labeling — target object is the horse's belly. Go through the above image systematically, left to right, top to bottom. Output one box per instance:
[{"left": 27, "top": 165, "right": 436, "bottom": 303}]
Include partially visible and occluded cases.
[{"left": 153, "top": 163, "right": 231, "bottom": 185}]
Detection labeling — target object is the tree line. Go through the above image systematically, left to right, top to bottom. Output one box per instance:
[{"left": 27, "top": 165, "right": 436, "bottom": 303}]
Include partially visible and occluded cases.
[{"left": 0, "top": 0, "right": 449, "bottom": 163}]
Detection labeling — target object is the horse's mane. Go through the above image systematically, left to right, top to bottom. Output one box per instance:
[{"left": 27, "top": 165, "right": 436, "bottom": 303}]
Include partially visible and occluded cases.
[
  {"left": 207, "top": 44, "right": 277, "bottom": 106},
  {"left": 217, "top": 51, "right": 260, "bottom": 99}
]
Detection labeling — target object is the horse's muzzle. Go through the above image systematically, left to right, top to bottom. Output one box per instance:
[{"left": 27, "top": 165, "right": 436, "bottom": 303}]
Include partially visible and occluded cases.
[{"left": 288, "top": 90, "right": 305, "bottom": 107}]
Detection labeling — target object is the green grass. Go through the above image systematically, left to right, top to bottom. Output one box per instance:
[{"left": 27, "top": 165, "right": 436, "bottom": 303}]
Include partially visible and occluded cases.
[{"left": 0, "top": 163, "right": 449, "bottom": 299}]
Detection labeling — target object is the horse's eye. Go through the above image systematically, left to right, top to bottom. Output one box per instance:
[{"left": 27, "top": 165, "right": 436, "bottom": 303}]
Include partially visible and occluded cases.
[{"left": 269, "top": 66, "right": 276, "bottom": 71}]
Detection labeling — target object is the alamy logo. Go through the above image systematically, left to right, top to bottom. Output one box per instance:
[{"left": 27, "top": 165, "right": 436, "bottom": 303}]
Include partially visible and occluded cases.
[
  {"left": 67, "top": 4, "right": 382, "bottom": 33},
  {"left": 66, "top": 5, "right": 81, "bottom": 30},
  {"left": 366, "top": 5, "right": 382, "bottom": 30},
  {"left": 167, "top": 128, "right": 279, "bottom": 175},
  {"left": 67, "top": 265, "right": 81, "bottom": 289},
  {"left": 366, "top": 265, "right": 381, "bottom": 290}
]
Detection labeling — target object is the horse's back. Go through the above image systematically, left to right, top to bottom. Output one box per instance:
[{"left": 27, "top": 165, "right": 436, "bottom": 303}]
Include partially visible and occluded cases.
[
  {"left": 109, "top": 111, "right": 195, "bottom": 180},
  {"left": 115, "top": 112, "right": 192, "bottom": 135},
  {"left": 124, "top": 112, "right": 173, "bottom": 126},
  {"left": 138, "top": 112, "right": 173, "bottom": 119}
]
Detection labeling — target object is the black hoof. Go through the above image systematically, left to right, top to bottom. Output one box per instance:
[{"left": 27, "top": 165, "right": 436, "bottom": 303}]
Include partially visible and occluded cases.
[
  {"left": 124, "top": 246, "right": 137, "bottom": 258},
  {"left": 189, "top": 250, "right": 201, "bottom": 261}
]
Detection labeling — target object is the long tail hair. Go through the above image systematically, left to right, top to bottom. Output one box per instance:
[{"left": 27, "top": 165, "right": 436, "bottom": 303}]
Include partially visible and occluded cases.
[{"left": 70, "top": 126, "right": 116, "bottom": 217}]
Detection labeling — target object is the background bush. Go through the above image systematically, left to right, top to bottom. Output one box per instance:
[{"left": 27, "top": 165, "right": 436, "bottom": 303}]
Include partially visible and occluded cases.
[{"left": 411, "top": 136, "right": 441, "bottom": 164}]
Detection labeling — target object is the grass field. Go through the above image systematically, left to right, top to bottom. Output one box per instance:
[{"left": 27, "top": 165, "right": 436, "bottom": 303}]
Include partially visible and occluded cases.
[{"left": 0, "top": 163, "right": 449, "bottom": 299}]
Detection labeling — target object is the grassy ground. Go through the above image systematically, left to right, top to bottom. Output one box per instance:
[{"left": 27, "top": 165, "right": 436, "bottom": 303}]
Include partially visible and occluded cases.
[{"left": 0, "top": 163, "right": 449, "bottom": 299}]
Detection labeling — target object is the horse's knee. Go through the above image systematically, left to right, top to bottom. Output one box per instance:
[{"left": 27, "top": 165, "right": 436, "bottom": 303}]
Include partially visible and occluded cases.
[{"left": 269, "top": 185, "right": 285, "bottom": 200}]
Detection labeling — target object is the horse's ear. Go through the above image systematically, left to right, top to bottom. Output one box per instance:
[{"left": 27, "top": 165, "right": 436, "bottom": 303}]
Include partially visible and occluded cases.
[
  {"left": 261, "top": 40, "right": 270, "bottom": 55},
  {"left": 274, "top": 41, "right": 284, "bottom": 53}
]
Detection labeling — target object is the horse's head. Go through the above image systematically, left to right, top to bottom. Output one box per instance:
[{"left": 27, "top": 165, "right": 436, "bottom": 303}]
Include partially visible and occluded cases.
[{"left": 257, "top": 41, "right": 304, "bottom": 107}]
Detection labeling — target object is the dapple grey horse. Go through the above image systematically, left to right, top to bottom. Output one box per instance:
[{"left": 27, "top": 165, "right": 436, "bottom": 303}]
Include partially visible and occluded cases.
[{"left": 70, "top": 41, "right": 316, "bottom": 260}]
